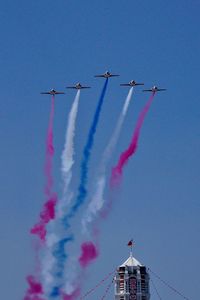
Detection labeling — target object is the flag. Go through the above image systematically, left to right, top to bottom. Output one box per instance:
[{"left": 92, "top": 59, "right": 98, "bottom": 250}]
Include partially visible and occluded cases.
[{"left": 127, "top": 239, "right": 133, "bottom": 247}]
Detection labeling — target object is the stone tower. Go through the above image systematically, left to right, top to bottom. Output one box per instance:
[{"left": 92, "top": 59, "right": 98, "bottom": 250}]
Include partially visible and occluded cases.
[{"left": 114, "top": 251, "right": 150, "bottom": 300}]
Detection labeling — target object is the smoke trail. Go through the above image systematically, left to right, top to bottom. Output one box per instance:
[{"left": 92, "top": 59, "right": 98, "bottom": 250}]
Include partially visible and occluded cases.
[
  {"left": 68, "top": 78, "right": 108, "bottom": 218},
  {"left": 47, "top": 80, "right": 108, "bottom": 299},
  {"left": 62, "top": 86, "right": 132, "bottom": 298},
  {"left": 83, "top": 87, "right": 134, "bottom": 230},
  {"left": 102, "top": 87, "right": 134, "bottom": 167},
  {"left": 58, "top": 90, "right": 81, "bottom": 217},
  {"left": 41, "top": 91, "right": 81, "bottom": 298},
  {"left": 63, "top": 92, "right": 155, "bottom": 299},
  {"left": 74, "top": 92, "right": 155, "bottom": 289},
  {"left": 111, "top": 92, "right": 155, "bottom": 186},
  {"left": 31, "top": 96, "right": 57, "bottom": 242},
  {"left": 46, "top": 235, "right": 74, "bottom": 299},
  {"left": 58, "top": 241, "right": 98, "bottom": 300},
  {"left": 79, "top": 241, "right": 99, "bottom": 268},
  {"left": 24, "top": 275, "right": 45, "bottom": 300},
  {"left": 62, "top": 288, "right": 81, "bottom": 300}
]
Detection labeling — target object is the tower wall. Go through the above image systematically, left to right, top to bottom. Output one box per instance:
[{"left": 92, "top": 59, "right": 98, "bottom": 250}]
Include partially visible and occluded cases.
[{"left": 114, "top": 260, "right": 150, "bottom": 300}]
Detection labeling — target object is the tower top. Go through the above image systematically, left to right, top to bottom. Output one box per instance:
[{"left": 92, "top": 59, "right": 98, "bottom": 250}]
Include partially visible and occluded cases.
[
  {"left": 114, "top": 242, "right": 150, "bottom": 300},
  {"left": 120, "top": 254, "right": 142, "bottom": 268}
]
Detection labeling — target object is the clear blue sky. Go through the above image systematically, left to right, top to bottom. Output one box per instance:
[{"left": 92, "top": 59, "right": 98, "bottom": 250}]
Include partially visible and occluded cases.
[{"left": 0, "top": 1, "right": 199, "bottom": 299}]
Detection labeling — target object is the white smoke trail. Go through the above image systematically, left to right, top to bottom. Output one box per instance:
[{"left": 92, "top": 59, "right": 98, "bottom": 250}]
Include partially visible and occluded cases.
[
  {"left": 82, "top": 87, "right": 134, "bottom": 231},
  {"left": 42, "top": 90, "right": 80, "bottom": 297},
  {"left": 57, "top": 90, "right": 80, "bottom": 217},
  {"left": 41, "top": 233, "right": 58, "bottom": 295}
]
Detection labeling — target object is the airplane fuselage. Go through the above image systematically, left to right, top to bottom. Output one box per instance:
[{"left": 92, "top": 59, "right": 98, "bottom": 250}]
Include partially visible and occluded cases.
[
  {"left": 95, "top": 71, "right": 119, "bottom": 78},
  {"left": 104, "top": 72, "right": 111, "bottom": 78},
  {"left": 120, "top": 80, "right": 144, "bottom": 87},
  {"left": 66, "top": 82, "right": 91, "bottom": 89},
  {"left": 76, "top": 83, "right": 82, "bottom": 89},
  {"left": 143, "top": 85, "right": 166, "bottom": 92},
  {"left": 152, "top": 86, "right": 158, "bottom": 91},
  {"left": 50, "top": 89, "right": 56, "bottom": 95}
]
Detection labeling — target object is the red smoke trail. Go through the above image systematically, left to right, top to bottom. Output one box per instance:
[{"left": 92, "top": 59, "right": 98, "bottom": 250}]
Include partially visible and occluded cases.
[
  {"left": 111, "top": 92, "right": 155, "bottom": 187},
  {"left": 31, "top": 95, "right": 58, "bottom": 241},
  {"left": 24, "top": 96, "right": 57, "bottom": 299},
  {"left": 79, "top": 241, "right": 99, "bottom": 268},
  {"left": 61, "top": 242, "right": 98, "bottom": 299},
  {"left": 24, "top": 275, "right": 45, "bottom": 300}
]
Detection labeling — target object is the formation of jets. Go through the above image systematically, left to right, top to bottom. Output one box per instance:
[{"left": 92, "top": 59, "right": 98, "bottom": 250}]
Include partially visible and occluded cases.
[{"left": 41, "top": 71, "right": 166, "bottom": 95}]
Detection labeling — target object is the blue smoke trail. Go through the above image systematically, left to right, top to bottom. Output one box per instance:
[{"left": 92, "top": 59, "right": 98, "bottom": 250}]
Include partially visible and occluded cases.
[
  {"left": 68, "top": 78, "right": 108, "bottom": 219},
  {"left": 49, "top": 79, "right": 108, "bottom": 298},
  {"left": 49, "top": 235, "right": 73, "bottom": 298}
]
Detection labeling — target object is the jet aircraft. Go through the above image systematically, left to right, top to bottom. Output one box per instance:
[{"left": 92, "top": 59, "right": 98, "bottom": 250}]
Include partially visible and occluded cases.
[
  {"left": 94, "top": 71, "right": 119, "bottom": 78},
  {"left": 120, "top": 80, "right": 144, "bottom": 87},
  {"left": 66, "top": 82, "right": 91, "bottom": 89},
  {"left": 143, "top": 86, "right": 166, "bottom": 92},
  {"left": 40, "top": 89, "right": 65, "bottom": 95}
]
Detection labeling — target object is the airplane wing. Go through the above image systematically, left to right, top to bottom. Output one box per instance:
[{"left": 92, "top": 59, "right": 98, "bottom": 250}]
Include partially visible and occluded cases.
[
  {"left": 94, "top": 74, "right": 119, "bottom": 77},
  {"left": 135, "top": 83, "right": 144, "bottom": 86},
  {"left": 120, "top": 84, "right": 130, "bottom": 86},
  {"left": 81, "top": 86, "right": 91, "bottom": 89},
  {"left": 66, "top": 87, "right": 77, "bottom": 89},
  {"left": 142, "top": 89, "right": 152, "bottom": 92},
  {"left": 157, "top": 89, "right": 166, "bottom": 91},
  {"left": 41, "top": 92, "right": 51, "bottom": 94},
  {"left": 55, "top": 92, "right": 65, "bottom": 94}
]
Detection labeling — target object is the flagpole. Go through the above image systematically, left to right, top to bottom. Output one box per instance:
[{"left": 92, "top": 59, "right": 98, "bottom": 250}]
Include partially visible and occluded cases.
[
  {"left": 127, "top": 239, "right": 133, "bottom": 257},
  {"left": 130, "top": 243, "right": 133, "bottom": 257}
]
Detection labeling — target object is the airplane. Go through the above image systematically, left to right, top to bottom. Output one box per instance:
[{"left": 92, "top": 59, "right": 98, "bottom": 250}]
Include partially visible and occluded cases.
[
  {"left": 94, "top": 71, "right": 119, "bottom": 78},
  {"left": 120, "top": 80, "right": 144, "bottom": 87},
  {"left": 66, "top": 82, "right": 91, "bottom": 89},
  {"left": 143, "top": 86, "right": 166, "bottom": 92},
  {"left": 40, "top": 89, "right": 65, "bottom": 95}
]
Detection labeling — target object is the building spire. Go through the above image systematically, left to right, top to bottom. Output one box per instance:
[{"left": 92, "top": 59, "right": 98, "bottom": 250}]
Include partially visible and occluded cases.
[{"left": 115, "top": 245, "right": 150, "bottom": 300}]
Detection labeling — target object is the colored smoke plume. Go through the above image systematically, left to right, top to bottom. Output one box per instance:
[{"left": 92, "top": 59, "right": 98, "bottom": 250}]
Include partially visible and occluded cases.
[
  {"left": 68, "top": 78, "right": 108, "bottom": 218},
  {"left": 65, "top": 87, "right": 131, "bottom": 295},
  {"left": 82, "top": 87, "right": 134, "bottom": 231},
  {"left": 58, "top": 90, "right": 81, "bottom": 216},
  {"left": 44, "top": 91, "right": 81, "bottom": 298},
  {"left": 111, "top": 92, "right": 155, "bottom": 187},
  {"left": 31, "top": 96, "right": 58, "bottom": 241},
  {"left": 45, "top": 96, "right": 56, "bottom": 198},
  {"left": 31, "top": 194, "right": 57, "bottom": 241},
  {"left": 48, "top": 235, "right": 74, "bottom": 298},
  {"left": 59, "top": 241, "right": 99, "bottom": 298},
  {"left": 79, "top": 241, "right": 99, "bottom": 268},
  {"left": 61, "top": 242, "right": 98, "bottom": 299},
  {"left": 24, "top": 275, "right": 45, "bottom": 300},
  {"left": 62, "top": 288, "right": 81, "bottom": 300}
]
